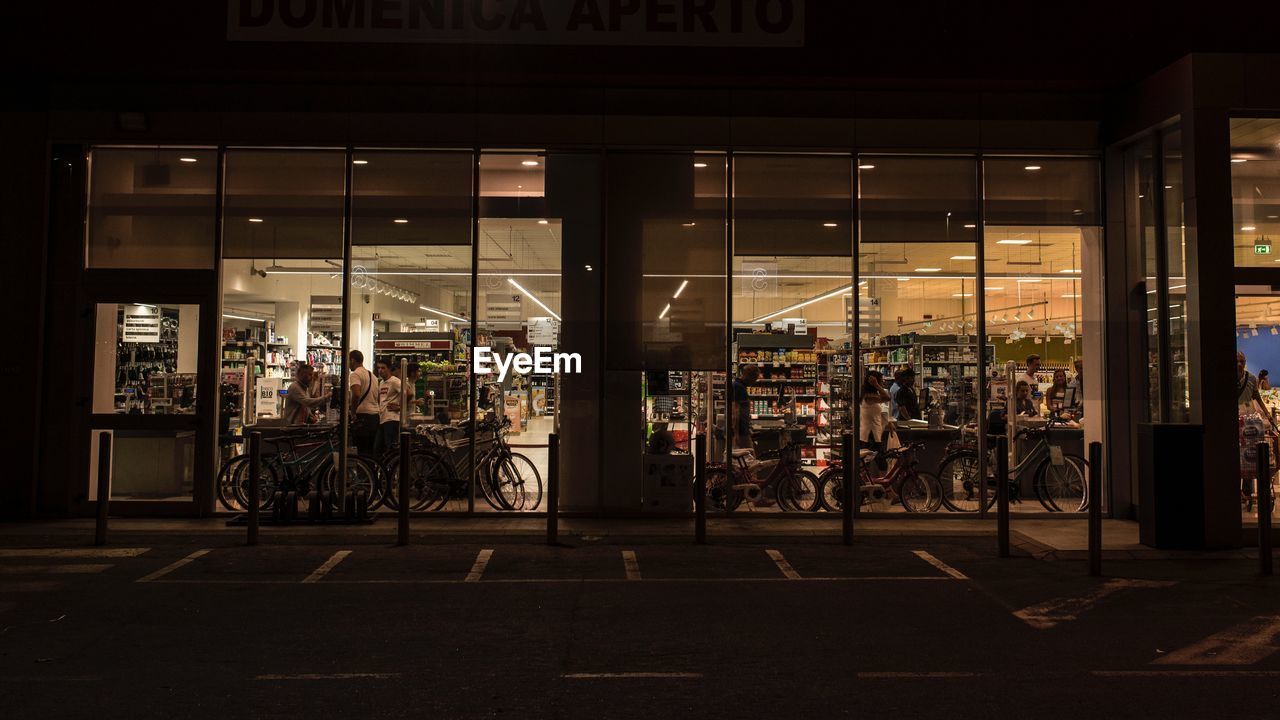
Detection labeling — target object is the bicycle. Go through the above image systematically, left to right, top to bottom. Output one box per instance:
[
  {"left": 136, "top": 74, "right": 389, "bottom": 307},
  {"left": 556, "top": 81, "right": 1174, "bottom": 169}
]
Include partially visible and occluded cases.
[
  {"left": 384, "top": 415, "right": 543, "bottom": 512},
  {"left": 936, "top": 416, "right": 1088, "bottom": 513},
  {"left": 216, "top": 426, "right": 384, "bottom": 513},
  {"left": 704, "top": 439, "right": 820, "bottom": 512},
  {"left": 816, "top": 442, "right": 943, "bottom": 513}
]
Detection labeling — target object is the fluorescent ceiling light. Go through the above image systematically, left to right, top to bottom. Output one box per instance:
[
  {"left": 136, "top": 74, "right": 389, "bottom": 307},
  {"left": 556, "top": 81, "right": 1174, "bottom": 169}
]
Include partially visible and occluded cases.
[
  {"left": 179, "top": 157, "right": 198, "bottom": 163},
  {"left": 1232, "top": 158, "right": 1248, "bottom": 163},
  {"left": 352, "top": 159, "right": 369, "bottom": 165},
  {"left": 522, "top": 160, "right": 540, "bottom": 166},
  {"left": 693, "top": 162, "right": 708, "bottom": 168},
  {"left": 858, "top": 164, "right": 875, "bottom": 170},
  {"left": 1024, "top": 165, "right": 1041, "bottom": 171},
  {"left": 248, "top": 218, "right": 264, "bottom": 223},
  {"left": 394, "top": 218, "right": 409, "bottom": 224},
  {"left": 537, "top": 219, "right": 549, "bottom": 225},
  {"left": 683, "top": 222, "right": 697, "bottom": 227},
  {"left": 823, "top": 222, "right": 838, "bottom": 228},
  {"left": 963, "top": 224, "right": 977, "bottom": 229},
  {"left": 1243, "top": 226, "right": 1257, "bottom": 231},
  {"left": 997, "top": 239, "right": 1032, "bottom": 245},
  {"left": 951, "top": 255, "right": 976, "bottom": 260},
  {"left": 584, "top": 265, "right": 593, "bottom": 271},
  {"left": 915, "top": 267, "right": 942, "bottom": 272},
  {"left": 1059, "top": 268, "right": 1081, "bottom": 273},
  {"left": 508, "top": 277, "right": 561, "bottom": 321},
  {"left": 896, "top": 277, "right": 910, "bottom": 282},
  {"left": 1017, "top": 279, "right": 1042, "bottom": 283},
  {"left": 673, "top": 280, "right": 689, "bottom": 299},
  {"left": 750, "top": 284, "right": 852, "bottom": 323},
  {"left": 985, "top": 286, "right": 1004, "bottom": 291},
  {"left": 952, "top": 293, "right": 974, "bottom": 298},
  {"left": 1062, "top": 294, "right": 1082, "bottom": 298},
  {"left": 659, "top": 303, "right": 671, "bottom": 320},
  {"left": 418, "top": 304, "right": 468, "bottom": 323},
  {"left": 223, "top": 313, "right": 267, "bottom": 322}
]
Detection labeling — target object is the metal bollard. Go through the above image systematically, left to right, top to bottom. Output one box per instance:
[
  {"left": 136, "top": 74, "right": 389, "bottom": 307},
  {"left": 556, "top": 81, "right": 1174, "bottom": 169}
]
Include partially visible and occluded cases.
[
  {"left": 398, "top": 431, "right": 411, "bottom": 547},
  {"left": 95, "top": 432, "right": 111, "bottom": 546},
  {"left": 247, "top": 432, "right": 261, "bottom": 546},
  {"left": 842, "top": 432, "right": 854, "bottom": 546},
  {"left": 547, "top": 433, "right": 559, "bottom": 546},
  {"left": 694, "top": 433, "right": 707, "bottom": 544},
  {"left": 997, "top": 435, "right": 1010, "bottom": 558},
  {"left": 1088, "top": 441, "right": 1103, "bottom": 576},
  {"left": 1259, "top": 442, "right": 1273, "bottom": 576}
]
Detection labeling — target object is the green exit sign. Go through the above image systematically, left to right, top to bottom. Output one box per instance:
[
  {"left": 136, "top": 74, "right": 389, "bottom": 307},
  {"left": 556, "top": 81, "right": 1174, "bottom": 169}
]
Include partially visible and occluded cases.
[{"left": 1256, "top": 243, "right": 1272, "bottom": 255}]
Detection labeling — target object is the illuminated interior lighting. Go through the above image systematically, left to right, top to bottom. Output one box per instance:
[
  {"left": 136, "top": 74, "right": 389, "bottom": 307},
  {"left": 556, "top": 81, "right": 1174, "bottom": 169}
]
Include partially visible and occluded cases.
[
  {"left": 179, "top": 157, "right": 198, "bottom": 163},
  {"left": 1232, "top": 158, "right": 1248, "bottom": 163},
  {"left": 352, "top": 159, "right": 368, "bottom": 165},
  {"left": 522, "top": 160, "right": 540, "bottom": 166},
  {"left": 693, "top": 162, "right": 708, "bottom": 168},
  {"left": 858, "top": 164, "right": 875, "bottom": 170},
  {"left": 1024, "top": 165, "right": 1042, "bottom": 171},
  {"left": 248, "top": 218, "right": 264, "bottom": 223},
  {"left": 393, "top": 219, "right": 409, "bottom": 224},
  {"left": 537, "top": 219, "right": 549, "bottom": 225},
  {"left": 683, "top": 222, "right": 697, "bottom": 227},
  {"left": 823, "top": 222, "right": 839, "bottom": 228},
  {"left": 963, "top": 224, "right": 977, "bottom": 229},
  {"left": 1242, "top": 226, "right": 1257, "bottom": 232},
  {"left": 996, "top": 239, "right": 1033, "bottom": 245},
  {"left": 951, "top": 255, "right": 976, "bottom": 261},
  {"left": 584, "top": 265, "right": 593, "bottom": 271},
  {"left": 914, "top": 267, "right": 942, "bottom": 272},
  {"left": 1059, "top": 268, "right": 1081, "bottom": 273},
  {"left": 508, "top": 277, "right": 561, "bottom": 321},
  {"left": 1017, "top": 279, "right": 1042, "bottom": 283},
  {"left": 673, "top": 280, "right": 689, "bottom": 299},
  {"left": 750, "top": 285, "right": 852, "bottom": 323},
  {"left": 985, "top": 287, "right": 1004, "bottom": 291},
  {"left": 953, "top": 293, "right": 974, "bottom": 298},
  {"left": 1062, "top": 294, "right": 1082, "bottom": 298},
  {"left": 659, "top": 303, "right": 671, "bottom": 320},
  {"left": 418, "top": 305, "right": 468, "bottom": 323},
  {"left": 222, "top": 313, "right": 267, "bottom": 322}
]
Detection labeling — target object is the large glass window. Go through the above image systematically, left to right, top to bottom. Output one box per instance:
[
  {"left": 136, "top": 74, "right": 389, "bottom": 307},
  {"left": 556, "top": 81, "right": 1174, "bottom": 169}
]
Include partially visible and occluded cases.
[
  {"left": 1231, "top": 118, "right": 1280, "bottom": 269},
  {"left": 86, "top": 148, "right": 217, "bottom": 268},
  {"left": 217, "top": 149, "right": 347, "bottom": 512},
  {"left": 730, "top": 155, "right": 851, "bottom": 513}
]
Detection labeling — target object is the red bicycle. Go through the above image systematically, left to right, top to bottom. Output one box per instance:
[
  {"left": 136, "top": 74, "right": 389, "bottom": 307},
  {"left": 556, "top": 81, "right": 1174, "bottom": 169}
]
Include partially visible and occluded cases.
[
  {"left": 705, "top": 440, "right": 820, "bottom": 512},
  {"left": 816, "top": 442, "right": 943, "bottom": 512}
]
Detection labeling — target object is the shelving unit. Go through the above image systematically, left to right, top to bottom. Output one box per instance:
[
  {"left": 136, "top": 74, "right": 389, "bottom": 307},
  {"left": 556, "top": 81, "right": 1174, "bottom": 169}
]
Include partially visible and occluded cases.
[{"left": 735, "top": 333, "right": 822, "bottom": 465}]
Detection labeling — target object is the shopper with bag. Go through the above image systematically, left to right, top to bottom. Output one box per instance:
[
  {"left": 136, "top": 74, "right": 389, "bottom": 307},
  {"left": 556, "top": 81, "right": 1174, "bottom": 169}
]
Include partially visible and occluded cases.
[{"left": 348, "top": 350, "right": 380, "bottom": 456}]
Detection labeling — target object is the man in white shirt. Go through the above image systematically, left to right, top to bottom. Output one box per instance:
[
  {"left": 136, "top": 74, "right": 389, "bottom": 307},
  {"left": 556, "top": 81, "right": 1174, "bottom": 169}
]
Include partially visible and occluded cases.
[
  {"left": 348, "top": 350, "right": 380, "bottom": 456},
  {"left": 373, "top": 358, "right": 402, "bottom": 456}
]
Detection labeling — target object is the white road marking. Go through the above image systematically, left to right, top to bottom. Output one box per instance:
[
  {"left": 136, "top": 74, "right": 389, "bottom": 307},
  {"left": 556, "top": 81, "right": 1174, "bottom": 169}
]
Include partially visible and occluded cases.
[
  {"left": 0, "top": 548, "right": 149, "bottom": 558},
  {"left": 135, "top": 549, "right": 211, "bottom": 583},
  {"left": 465, "top": 549, "right": 494, "bottom": 582},
  {"left": 766, "top": 549, "right": 801, "bottom": 580},
  {"left": 622, "top": 550, "right": 641, "bottom": 580},
  {"left": 912, "top": 550, "right": 968, "bottom": 580},
  {"left": 301, "top": 551, "right": 352, "bottom": 584},
  {"left": 0, "top": 564, "right": 112, "bottom": 575},
  {"left": 145, "top": 575, "right": 955, "bottom": 585},
  {"left": 1013, "top": 579, "right": 1175, "bottom": 629},
  {"left": 1153, "top": 616, "right": 1280, "bottom": 666},
  {"left": 1093, "top": 670, "right": 1280, "bottom": 678},
  {"left": 562, "top": 672, "right": 702, "bottom": 679},
  {"left": 857, "top": 672, "right": 979, "bottom": 679},
  {"left": 256, "top": 673, "right": 400, "bottom": 680}
]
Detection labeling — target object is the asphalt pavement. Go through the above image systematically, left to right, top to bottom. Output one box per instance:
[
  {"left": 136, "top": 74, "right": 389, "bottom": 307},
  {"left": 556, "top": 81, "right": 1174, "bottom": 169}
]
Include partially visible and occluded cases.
[{"left": 1, "top": 531, "right": 1277, "bottom": 719}]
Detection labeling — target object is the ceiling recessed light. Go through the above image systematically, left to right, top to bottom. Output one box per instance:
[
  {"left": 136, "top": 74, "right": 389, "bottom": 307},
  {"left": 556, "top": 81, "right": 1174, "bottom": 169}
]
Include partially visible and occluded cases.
[
  {"left": 179, "top": 157, "right": 198, "bottom": 163},
  {"left": 1232, "top": 158, "right": 1248, "bottom": 163},
  {"left": 352, "top": 159, "right": 368, "bottom": 165},
  {"left": 522, "top": 160, "right": 540, "bottom": 166},
  {"left": 693, "top": 162, "right": 708, "bottom": 168},
  {"left": 858, "top": 164, "right": 876, "bottom": 170},
  {"left": 1024, "top": 165, "right": 1042, "bottom": 171},
  {"left": 1165, "top": 184, "right": 1173, "bottom": 189},
  {"left": 248, "top": 218, "right": 264, "bottom": 223},
  {"left": 394, "top": 219, "right": 409, "bottom": 224},
  {"left": 537, "top": 219, "right": 549, "bottom": 225},
  {"left": 682, "top": 222, "right": 696, "bottom": 227},
  {"left": 823, "top": 222, "right": 838, "bottom": 228},
  {"left": 963, "top": 224, "right": 977, "bottom": 229},
  {"left": 1242, "top": 226, "right": 1257, "bottom": 231},
  {"left": 996, "top": 239, "right": 1033, "bottom": 245},
  {"left": 950, "top": 255, "right": 976, "bottom": 261},
  {"left": 584, "top": 265, "right": 593, "bottom": 271},
  {"left": 914, "top": 267, "right": 942, "bottom": 273},
  {"left": 1059, "top": 268, "right": 1081, "bottom": 273},
  {"left": 896, "top": 277, "right": 910, "bottom": 282},
  {"left": 1016, "top": 279, "right": 1042, "bottom": 283},
  {"left": 984, "top": 287, "right": 1004, "bottom": 291},
  {"left": 952, "top": 293, "right": 974, "bottom": 298},
  {"left": 1062, "top": 294, "right": 1082, "bottom": 298}
]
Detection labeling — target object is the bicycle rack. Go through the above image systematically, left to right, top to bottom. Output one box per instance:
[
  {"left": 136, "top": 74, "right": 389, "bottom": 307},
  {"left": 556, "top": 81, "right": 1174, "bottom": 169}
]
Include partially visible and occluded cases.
[{"left": 226, "top": 433, "right": 378, "bottom": 527}]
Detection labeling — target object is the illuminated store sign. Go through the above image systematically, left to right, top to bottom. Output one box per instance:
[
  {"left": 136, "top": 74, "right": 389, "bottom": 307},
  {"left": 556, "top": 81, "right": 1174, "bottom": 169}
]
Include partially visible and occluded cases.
[{"left": 229, "top": 0, "right": 804, "bottom": 46}]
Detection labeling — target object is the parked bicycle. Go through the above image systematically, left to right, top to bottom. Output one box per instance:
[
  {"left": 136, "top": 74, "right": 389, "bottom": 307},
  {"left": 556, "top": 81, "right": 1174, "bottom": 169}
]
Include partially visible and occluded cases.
[
  {"left": 383, "top": 415, "right": 543, "bottom": 512},
  {"left": 936, "top": 417, "right": 1088, "bottom": 513},
  {"left": 216, "top": 425, "right": 383, "bottom": 513},
  {"left": 704, "top": 439, "right": 820, "bottom": 512},
  {"left": 816, "top": 442, "right": 943, "bottom": 513}
]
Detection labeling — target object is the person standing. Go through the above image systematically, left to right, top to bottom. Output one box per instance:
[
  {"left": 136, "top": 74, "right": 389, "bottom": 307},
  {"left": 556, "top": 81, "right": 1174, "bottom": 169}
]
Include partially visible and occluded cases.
[
  {"left": 348, "top": 350, "right": 380, "bottom": 456},
  {"left": 373, "top": 358, "right": 402, "bottom": 456},
  {"left": 1064, "top": 358, "right": 1085, "bottom": 419},
  {"left": 729, "top": 363, "right": 760, "bottom": 451},
  {"left": 283, "top": 364, "right": 328, "bottom": 425},
  {"left": 892, "top": 368, "right": 921, "bottom": 421},
  {"left": 1046, "top": 368, "right": 1069, "bottom": 414},
  {"left": 861, "top": 369, "right": 892, "bottom": 472},
  {"left": 1260, "top": 369, "right": 1272, "bottom": 391}
]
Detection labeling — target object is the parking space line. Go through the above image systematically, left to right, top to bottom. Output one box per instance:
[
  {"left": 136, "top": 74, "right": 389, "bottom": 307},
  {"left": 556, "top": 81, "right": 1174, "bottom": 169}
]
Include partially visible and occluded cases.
[
  {"left": 0, "top": 548, "right": 149, "bottom": 559},
  {"left": 135, "top": 549, "right": 211, "bottom": 583},
  {"left": 465, "top": 549, "right": 494, "bottom": 582},
  {"left": 766, "top": 549, "right": 801, "bottom": 580},
  {"left": 622, "top": 550, "right": 641, "bottom": 580},
  {"left": 912, "top": 550, "right": 968, "bottom": 580},
  {"left": 302, "top": 551, "right": 352, "bottom": 584},
  {"left": 0, "top": 564, "right": 113, "bottom": 575},
  {"left": 146, "top": 575, "right": 955, "bottom": 585},
  {"left": 1013, "top": 578, "right": 1175, "bottom": 630},
  {"left": 1153, "top": 616, "right": 1280, "bottom": 666},
  {"left": 1093, "top": 670, "right": 1280, "bottom": 678},
  {"left": 562, "top": 672, "right": 702, "bottom": 679},
  {"left": 857, "top": 672, "right": 979, "bottom": 679},
  {"left": 256, "top": 673, "right": 401, "bottom": 680}
]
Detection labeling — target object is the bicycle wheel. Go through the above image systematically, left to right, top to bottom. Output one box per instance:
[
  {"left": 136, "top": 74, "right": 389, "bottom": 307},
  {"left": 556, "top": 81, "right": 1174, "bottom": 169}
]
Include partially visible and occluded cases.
[
  {"left": 388, "top": 447, "right": 454, "bottom": 511},
  {"left": 938, "top": 451, "right": 994, "bottom": 513},
  {"left": 495, "top": 453, "right": 543, "bottom": 511},
  {"left": 1035, "top": 454, "right": 1088, "bottom": 512},
  {"left": 216, "top": 455, "right": 248, "bottom": 511},
  {"left": 323, "top": 455, "right": 380, "bottom": 508},
  {"left": 231, "top": 457, "right": 279, "bottom": 512},
  {"left": 476, "top": 457, "right": 511, "bottom": 510},
  {"left": 705, "top": 467, "right": 743, "bottom": 511},
  {"left": 778, "top": 469, "right": 820, "bottom": 512},
  {"left": 817, "top": 469, "right": 843, "bottom": 512},
  {"left": 901, "top": 471, "right": 943, "bottom": 513}
]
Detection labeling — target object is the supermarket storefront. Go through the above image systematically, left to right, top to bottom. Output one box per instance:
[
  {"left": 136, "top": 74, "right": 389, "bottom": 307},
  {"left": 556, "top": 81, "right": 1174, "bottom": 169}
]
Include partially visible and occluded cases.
[{"left": 7, "top": 3, "right": 1280, "bottom": 546}]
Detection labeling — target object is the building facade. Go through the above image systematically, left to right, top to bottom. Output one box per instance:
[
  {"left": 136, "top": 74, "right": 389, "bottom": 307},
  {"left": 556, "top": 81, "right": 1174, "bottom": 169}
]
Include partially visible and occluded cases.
[{"left": 5, "top": 2, "right": 1280, "bottom": 547}]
